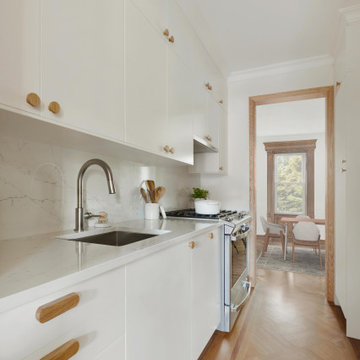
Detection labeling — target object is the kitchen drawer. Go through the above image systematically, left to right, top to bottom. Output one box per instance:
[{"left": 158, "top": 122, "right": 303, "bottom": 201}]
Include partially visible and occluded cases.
[{"left": 0, "top": 266, "right": 125, "bottom": 360}]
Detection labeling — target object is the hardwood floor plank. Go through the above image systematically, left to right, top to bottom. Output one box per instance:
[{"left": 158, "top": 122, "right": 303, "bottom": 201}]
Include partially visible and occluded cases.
[{"left": 200, "top": 269, "right": 359, "bottom": 360}]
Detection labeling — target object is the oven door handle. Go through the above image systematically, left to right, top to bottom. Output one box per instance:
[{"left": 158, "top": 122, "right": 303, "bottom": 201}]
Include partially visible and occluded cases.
[
  {"left": 231, "top": 228, "right": 250, "bottom": 241},
  {"left": 230, "top": 281, "right": 251, "bottom": 312}
]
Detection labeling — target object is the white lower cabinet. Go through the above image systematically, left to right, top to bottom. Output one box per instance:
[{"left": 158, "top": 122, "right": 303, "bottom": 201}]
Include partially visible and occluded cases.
[
  {"left": 126, "top": 228, "right": 221, "bottom": 360},
  {"left": 191, "top": 228, "right": 221, "bottom": 359},
  {"left": 0, "top": 229, "right": 221, "bottom": 360},
  {"left": 126, "top": 242, "right": 192, "bottom": 360},
  {"left": 0, "top": 266, "right": 126, "bottom": 360}
]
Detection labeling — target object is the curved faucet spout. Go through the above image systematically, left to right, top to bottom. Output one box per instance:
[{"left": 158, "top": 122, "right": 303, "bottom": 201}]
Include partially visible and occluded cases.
[{"left": 75, "top": 159, "right": 116, "bottom": 232}]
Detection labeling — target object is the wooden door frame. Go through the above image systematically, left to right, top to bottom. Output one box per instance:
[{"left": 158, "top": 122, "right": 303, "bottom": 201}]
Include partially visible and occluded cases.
[{"left": 249, "top": 86, "right": 335, "bottom": 302}]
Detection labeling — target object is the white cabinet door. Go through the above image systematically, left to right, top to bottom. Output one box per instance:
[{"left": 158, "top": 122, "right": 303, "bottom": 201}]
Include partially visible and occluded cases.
[
  {"left": 0, "top": 0, "right": 40, "bottom": 115},
  {"left": 41, "top": 0, "right": 125, "bottom": 141},
  {"left": 125, "top": 0, "right": 168, "bottom": 156},
  {"left": 131, "top": 0, "right": 168, "bottom": 32},
  {"left": 167, "top": 51, "right": 194, "bottom": 164},
  {"left": 343, "top": 70, "right": 360, "bottom": 339},
  {"left": 207, "top": 97, "right": 220, "bottom": 149},
  {"left": 191, "top": 229, "right": 221, "bottom": 359},
  {"left": 126, "top": 242, "right": 191, "bottom": 360}
]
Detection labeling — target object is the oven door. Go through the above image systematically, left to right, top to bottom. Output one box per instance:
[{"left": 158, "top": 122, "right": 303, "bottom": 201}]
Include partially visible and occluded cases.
[{"left": 229, "top": 227, "right": 251, "bottom": 329}]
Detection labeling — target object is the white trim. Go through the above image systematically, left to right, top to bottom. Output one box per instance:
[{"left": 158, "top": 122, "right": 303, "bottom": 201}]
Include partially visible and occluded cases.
[
  {"left": 339, "top": 4, "right": 360, "bottom": 24},
  {"left": 228, "top": 55, "right": 334, "bottom": 83}
]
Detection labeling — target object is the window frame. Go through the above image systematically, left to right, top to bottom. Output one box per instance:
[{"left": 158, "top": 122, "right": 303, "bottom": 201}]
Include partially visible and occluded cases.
[{"left": 264, "top": 139, "right": 316, "bottom": 223}]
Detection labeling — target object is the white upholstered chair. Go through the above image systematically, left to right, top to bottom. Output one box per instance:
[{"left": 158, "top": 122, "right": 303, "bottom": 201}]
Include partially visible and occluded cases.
[
  {"left": 260, "top": 216, "right": 285, "bottom": 257},
  {"left": 292, "top": 219, "right": 322, "bottom": 268}
]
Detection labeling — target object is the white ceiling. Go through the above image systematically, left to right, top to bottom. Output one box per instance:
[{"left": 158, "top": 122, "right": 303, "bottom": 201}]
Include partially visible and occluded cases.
[
  {"left": 177, "top": 0, "right": 360, "bottom": 75},
  {"left": 256, "top": 98, "right": 326, "bottom": 137}
]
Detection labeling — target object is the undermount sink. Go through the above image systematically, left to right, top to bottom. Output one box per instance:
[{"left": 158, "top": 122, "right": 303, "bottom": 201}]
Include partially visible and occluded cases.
[{"left": 63, "top": 231, "right": 156, "bottom": 247}]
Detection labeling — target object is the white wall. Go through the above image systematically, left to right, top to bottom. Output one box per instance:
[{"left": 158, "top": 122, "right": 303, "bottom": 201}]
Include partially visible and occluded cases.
[
  {"left": 200, "top": 63, "right": 334, "bottom": 216},
  {"left": 0, "top": 113, "right": 200, "bottom": 241},
  {"left": 256, "top": 132, "right": 326, "bottom": 238}
]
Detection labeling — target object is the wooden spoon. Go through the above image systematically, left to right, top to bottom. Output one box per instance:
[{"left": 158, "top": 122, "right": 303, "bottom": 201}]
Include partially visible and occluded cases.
[
  {"left": 146, "top": 180, "right": 156, "bottom": 203},
  {"left": 155, "top": 186, "right": 166, "bottom": 202},
  {"left": 140, "top": 188, "right": 149, "bottom": 203}
]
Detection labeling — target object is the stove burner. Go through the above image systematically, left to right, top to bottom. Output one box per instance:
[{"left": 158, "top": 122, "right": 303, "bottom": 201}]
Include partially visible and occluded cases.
[{"left": 166, "top": 208, "right": 244, "bottom": 220}]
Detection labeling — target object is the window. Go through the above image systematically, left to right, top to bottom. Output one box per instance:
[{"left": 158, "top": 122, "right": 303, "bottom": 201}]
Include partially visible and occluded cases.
[
  {"left": 264, "top": 140, "right": 316, "bottom": 223},
  {"left": 274, "top": 153, "right": 306, "bottom": 214}
]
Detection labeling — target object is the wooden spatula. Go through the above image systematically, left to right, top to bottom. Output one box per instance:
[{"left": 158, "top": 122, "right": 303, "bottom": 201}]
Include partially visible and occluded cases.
[
  {"left": 146, "top": 180, "right": 156, "bottom": 203},
  {"left": 155, "top": 186, "right": 166, "bottom": 202},
  {"left": 140, "top": 188, "right": 149, "bottom": 203}
]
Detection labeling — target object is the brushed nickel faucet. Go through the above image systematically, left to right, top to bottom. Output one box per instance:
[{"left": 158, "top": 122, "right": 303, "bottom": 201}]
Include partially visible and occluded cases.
[{"left": 75, "top": 159, "right": 116, "bottom": 232}]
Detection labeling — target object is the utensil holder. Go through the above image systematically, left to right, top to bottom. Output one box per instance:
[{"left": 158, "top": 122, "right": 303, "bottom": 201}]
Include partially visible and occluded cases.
[{"left": 145, "top": 203, "right": 160, "bottom": 220}]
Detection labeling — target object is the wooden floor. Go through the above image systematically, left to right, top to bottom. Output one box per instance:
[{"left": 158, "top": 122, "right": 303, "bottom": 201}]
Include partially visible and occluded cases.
[{"left": 201, "top": 269, "right": 359, "bottom": 360}]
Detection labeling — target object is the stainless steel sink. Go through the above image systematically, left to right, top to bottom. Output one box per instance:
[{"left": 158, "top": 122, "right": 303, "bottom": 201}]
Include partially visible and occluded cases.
[{"left": 64, "top": 231, "right": 156, "bottom": 247}]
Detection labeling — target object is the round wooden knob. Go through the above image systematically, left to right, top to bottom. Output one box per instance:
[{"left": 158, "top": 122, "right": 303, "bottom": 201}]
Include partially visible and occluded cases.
[
  {"left": 163, "top": 29, "right": 169, "bottom": 37},
  {"left": 169, "top": 35, "right": 175, "bottom": 43},
  {"left": 205, "top": 83, "right": 210, "bottom": 89},
  {"left": 208, "top": 84, "right": 213, "bottom": 91},
  {"left": 26, "top": 93, "right": 40, "bottom": 107},
  {"left": 218, "top": 100, "right": 224, "bottom": 104},
  {"left": 48, "top": 101, "right": 61, "bottom": 114},
  {"left": 205, "top": 135, "right": 212, "bottom": 142},
  {"left": 163, "top": 145, "right": 169, "bottom": 153},
  {"left": 169, "top": 147, "right": 174, "bottom": 154},
  {"left": 219, "top": 166, "right": 224, "bottom": 171},
  {"left": 209, "top": 232, "right": 214, "bottom": 239},
  {"left": 188, "top": 241, "right": 195, "bottom": 249}
]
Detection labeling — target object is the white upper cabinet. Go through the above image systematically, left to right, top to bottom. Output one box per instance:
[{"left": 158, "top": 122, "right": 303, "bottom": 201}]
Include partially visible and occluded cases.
[
  {"left": 0, "top": 0, "right": 40, "bottom": 115},
  {"left": 0, "top": 0, "right": 226, "bottom": 166},
  {"left": 41, "top": 0, "right": 125, "bottom": 141},
  {"left": 125, "top": 0, "right": 168, "bottom": 155},
  {"left": 131, "top": 0, "right": 168, "bottom": 32},
  {"left": 167, "top": 51, "right": 195, "bottom": 164}
]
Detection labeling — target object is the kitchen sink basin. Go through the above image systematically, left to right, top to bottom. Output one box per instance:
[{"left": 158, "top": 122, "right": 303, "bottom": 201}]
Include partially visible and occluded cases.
[{"left": 65, "top": 231, "right": 156, "bottom": 247}]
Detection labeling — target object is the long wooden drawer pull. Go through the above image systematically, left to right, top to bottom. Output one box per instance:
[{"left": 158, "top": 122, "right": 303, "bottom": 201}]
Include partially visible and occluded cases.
[
  {"left": 36, "top": 292, "right": 80, "bottom": 323},
  {"left": 41, "top": 339, "right": 79, "bottom": 360}
]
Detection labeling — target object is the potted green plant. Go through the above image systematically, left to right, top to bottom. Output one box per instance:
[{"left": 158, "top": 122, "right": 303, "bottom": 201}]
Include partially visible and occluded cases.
[
  {"left": 191, "top": 187, "right": 209, "bottom": 200},
  {"left": 191, "top": 188, "right": 220, "bottom": 214}
]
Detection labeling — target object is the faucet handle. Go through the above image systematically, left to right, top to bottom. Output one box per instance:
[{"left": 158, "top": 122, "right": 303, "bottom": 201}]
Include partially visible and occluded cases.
[{"left": 84, "top": 212, "right": 100, "bottom": 220}]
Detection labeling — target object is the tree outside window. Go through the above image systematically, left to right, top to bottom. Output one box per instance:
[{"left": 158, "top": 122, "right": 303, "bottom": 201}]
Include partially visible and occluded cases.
[{"left": 274, "top": 153, "right": 306, "bottom": 214}]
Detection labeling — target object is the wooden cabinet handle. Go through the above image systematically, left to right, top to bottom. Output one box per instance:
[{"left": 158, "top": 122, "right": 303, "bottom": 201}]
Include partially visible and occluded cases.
[
  {"left": 163, "top": 28, "right": 169, "bottom": 37},
  {"left": 168, "top": 35, "right": 175, "bottom": 43},
  {"left": 205, "top": 82, "right": 210, "bottom": 90},
  {"left": 26, "top": 92, "right": 41, "bottom": 107},
  {"left": 218, "top": 99, "right": 224, "bottom": 104},
  {"left": 48, "top": 101, "right": 61, "bottom": 114},
  {"left": 205, "top": 135, "right": 212, "bottom": 142},
  {"left": 163, "top": 145, "right": 169, "bottom": 153},
  {"left": 169, "top": 147, "right": 174, "bottom": 154},
  {"left": 219, "top": 166, "right": 223, "bottom": 171},
  {"left": 209, "top": 232, "right": 214, "bottom": 239},
  {"left": 188, "top": 241, "right": 195, "bottom": 249},
  {"left": 36, "top": 292, "right": 80, "bottom": 323},
  {"left": 41, "top": 339, "right": 79, "bottom": 360}
]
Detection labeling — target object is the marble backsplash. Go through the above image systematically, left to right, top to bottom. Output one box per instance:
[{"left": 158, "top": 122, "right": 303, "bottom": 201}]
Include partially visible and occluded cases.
[{"left": 0, "top": 134, "right": 199, "bottom": 241}]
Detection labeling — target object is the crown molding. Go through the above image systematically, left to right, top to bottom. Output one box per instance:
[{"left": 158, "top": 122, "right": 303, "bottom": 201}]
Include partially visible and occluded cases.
[
  {"left": 339, "top": 4, "right": 360, "bottom": 24},
  {"left": 228, "top": 55, "right": 334, "bottom": 83}
]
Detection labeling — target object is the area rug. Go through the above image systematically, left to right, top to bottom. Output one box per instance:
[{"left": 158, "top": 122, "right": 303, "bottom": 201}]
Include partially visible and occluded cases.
[{"left": 257, "top": 244, "right": 325, "bottom": 276}]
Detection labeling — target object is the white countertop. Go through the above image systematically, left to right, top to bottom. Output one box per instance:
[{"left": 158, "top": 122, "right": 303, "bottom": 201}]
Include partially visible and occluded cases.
[{"left": 0, "top": 218, "right": 222, "bottom": 313}]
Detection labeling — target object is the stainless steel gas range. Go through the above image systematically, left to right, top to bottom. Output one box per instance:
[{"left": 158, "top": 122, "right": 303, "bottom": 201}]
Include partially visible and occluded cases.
[{"left": 166, "top": 209, "right": 252, "bottom": 332}]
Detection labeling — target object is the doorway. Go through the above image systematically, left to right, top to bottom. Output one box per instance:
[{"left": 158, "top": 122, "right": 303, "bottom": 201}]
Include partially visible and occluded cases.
[{"left": 248, "top": 86, "right": 334, "bottom": 302}]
